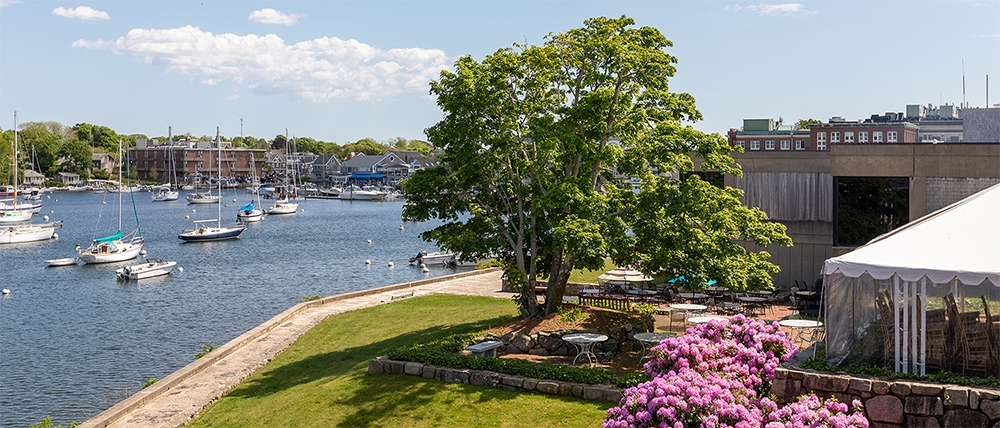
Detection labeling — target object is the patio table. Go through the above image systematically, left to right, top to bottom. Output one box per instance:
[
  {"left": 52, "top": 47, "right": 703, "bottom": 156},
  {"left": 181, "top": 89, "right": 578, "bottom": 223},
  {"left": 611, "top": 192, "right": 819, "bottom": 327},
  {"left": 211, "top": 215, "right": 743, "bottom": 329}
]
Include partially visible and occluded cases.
[
  {"left": 634, "top": 332, "right": 675, "bottom": 360},
  {"left": 562, "top": 333, "right": 609, "bottom": 366}
]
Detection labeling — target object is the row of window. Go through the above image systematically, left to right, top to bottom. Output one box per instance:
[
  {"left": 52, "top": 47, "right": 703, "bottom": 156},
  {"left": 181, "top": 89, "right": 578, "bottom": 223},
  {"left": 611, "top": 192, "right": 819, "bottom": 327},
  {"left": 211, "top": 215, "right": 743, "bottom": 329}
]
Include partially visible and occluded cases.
[
  {"left": 816, "top": 131, "right": 897, "bottom": 144},
  {"left": 740, "top": 140, "right": 808, "bottom": 151}
]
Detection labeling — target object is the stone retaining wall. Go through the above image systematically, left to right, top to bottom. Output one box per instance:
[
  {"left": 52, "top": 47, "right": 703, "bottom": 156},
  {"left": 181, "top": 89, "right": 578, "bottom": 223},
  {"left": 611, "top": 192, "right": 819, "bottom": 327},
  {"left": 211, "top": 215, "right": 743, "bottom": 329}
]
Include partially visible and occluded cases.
[
  {"left": 366, "top": 356, "right": 623, "bottom": 403},
  {"left": 771, "top": 367, "right": 1000, "bottom": 427}
]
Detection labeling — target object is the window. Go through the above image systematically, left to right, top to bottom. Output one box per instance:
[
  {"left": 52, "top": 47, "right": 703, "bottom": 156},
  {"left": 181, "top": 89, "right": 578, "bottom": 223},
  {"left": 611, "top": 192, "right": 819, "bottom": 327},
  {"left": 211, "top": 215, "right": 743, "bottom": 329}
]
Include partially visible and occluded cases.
[
  {"left": 887, "top": 131, "right": 898, "bottom": 143},
  {"left": 817, "top": 132, "right": 826, "bottom": 145},
  {"left": 831, "top": 132, "right": 840, "bottom": 144},
  {"left": 844, "top": 132, "right": 854, "bottom": 144},
  {"left": 859, "top": 132, "right": 868, "bottom": 143},
  {"left": 873, "top": 132, "right": 883, "bottom": 143},
  {"left": 750, "top": 140, "right": 760, "bottom": 150},
  {"left": 765, "top": 140, "right": 775, "bottom": 150},
  {"left": 780, "top": 140, "right": 790, "bottom": 150},
  {"left": 795, "top": 140, "right": 805, "bottom": 150},
  {"left": 817, "top": 140, "right": 826, "bottom": 151},
  {"left": 737, "top": 141, "right": 745, "bottom": 149}
]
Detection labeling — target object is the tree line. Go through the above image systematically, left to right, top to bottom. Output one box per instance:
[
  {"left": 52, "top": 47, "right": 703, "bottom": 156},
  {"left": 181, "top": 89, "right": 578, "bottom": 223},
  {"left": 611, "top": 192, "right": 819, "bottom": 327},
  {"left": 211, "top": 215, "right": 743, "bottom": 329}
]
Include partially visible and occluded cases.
[{"left": 0, "top": 121, "right": 433, "bottom": 183}]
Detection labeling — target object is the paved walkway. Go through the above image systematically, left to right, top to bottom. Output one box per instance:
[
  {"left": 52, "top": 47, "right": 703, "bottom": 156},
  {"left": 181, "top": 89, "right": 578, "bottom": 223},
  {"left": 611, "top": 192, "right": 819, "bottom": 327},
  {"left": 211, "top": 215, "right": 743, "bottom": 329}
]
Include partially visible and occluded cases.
[{"left": 81, "top": 269, "right": 508, "bottom": 428}]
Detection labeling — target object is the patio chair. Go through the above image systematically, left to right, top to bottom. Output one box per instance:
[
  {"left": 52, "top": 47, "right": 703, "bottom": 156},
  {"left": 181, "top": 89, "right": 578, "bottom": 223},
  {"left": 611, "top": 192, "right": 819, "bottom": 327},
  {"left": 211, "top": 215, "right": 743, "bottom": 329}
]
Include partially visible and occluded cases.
[
  {"left": 875, "top": 290, "right": 897, "bottom": 368},
  {"left": 944, "top": 293, "right": 990, "bottom": 376}
]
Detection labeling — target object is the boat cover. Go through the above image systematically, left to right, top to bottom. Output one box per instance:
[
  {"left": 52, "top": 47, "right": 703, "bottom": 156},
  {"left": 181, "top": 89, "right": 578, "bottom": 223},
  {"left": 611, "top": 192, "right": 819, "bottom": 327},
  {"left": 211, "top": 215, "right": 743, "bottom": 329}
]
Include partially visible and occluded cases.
[
  {"left": 239, "top": 202, "right": 254, "bottom": 211},
  {"left": 95, "top": 230, "right": 122, "bottom": 243}
]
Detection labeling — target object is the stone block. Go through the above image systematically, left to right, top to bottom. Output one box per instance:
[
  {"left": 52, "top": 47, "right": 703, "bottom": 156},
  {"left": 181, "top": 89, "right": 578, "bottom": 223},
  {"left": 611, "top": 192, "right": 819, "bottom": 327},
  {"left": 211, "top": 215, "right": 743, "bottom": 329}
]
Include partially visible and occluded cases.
[
  {"left": 511, "top": 333, "right": 534, "bottom": 352},
  {"left": 505, "top": 343, "right": 523, "bottom": 354},
  {"left": 528, "top": 347, "right": 550, "bottom": 356},
  {"left": 367, "top": 359, "right": 386, "bottom": 375},
  {"left": 388, "top": 360, "right": 406, "bottom": 374},
  {"left": 403, "top": 362, "right": 423, "bottom": 376},
  {"left": 421, "top": 366, "right": 436, "bottom": 379},
  {"left": 774, "top": 368, "right": 789, "bottom": 380},
  {"left": 803, "top": 373, "right": 850, "bottom": 392},
  {"left": 501, "top": 375, "right": 524, "bottom": 389},
  {"left": 522, "top": 378, "right": 539, "bottom": 391},
  {"left": 848, "top": 378, "right": 872, "bottom": 393},
  {"left": 771, "top": 379, "right": 801, "bottom": 404},
  {"left": 873, "top": 380, "right": 891, "bottom": 395},
  {"left": 536, "top": 381, "right": 559, "bottom": 394},
  {"left": 891, "top": 382, "right": 912, "bottom": 396},
  {"left": 572, "top": 384, "right": 584, "bottom": 398},
  {"left": 910, "top": 384, "right": 944, "bottom": 396},
  {"left": 584, "top": 386, "right": 621, "bottom": 402},
  {"left": 943, "top": 388, "right": 969, "bottom": 408},
  {"left": 980, "top": 390, "right": 999, "bottom": 400},
  {"left": 970, "top": 391, "right": 979, "bottom": 410},
  {"left": 866, "top": 395, "right": 904, "bottom": 423},
  {"left": 905, "top": 396, "right": 945, "bottom": 416},
  {"left": 980, "top": 399, "right": 1000, "bottom": 419},
  {"left": 941, "top": 409, "right": 987, "bottom": 428},
  {"left": 904, "top": 415, "right": 941, "bottom": 428},
  {"left": 870, "top": 423, "right": 903, "bottom": 428}
]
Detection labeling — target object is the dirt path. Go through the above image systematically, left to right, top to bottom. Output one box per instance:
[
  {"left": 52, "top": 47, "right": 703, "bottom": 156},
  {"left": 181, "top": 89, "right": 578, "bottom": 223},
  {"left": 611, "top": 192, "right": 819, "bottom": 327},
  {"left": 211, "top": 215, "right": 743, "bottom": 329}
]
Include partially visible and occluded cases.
[{"left": 79, "top": 269, "right": 509, "bottom": 428}]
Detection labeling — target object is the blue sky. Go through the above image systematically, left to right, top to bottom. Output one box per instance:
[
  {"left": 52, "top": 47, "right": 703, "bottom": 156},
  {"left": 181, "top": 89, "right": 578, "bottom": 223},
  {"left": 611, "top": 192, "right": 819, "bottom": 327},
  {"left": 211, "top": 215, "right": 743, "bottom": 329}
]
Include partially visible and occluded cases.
[{"left": 1, "top": 1, "right": 998, "bottom": 143}]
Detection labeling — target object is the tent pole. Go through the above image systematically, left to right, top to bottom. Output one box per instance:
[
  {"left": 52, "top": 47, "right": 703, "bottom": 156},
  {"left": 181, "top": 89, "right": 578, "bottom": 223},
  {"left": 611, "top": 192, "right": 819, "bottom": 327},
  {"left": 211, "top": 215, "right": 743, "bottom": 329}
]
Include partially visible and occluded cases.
[
  {"left": 894, "top": 276, "right": 901, "bottom": 373},
  {"left": 920, "top": 277, "right": 927, "bottom": 376},
  {"left": 902, "top": 279, "right": 910, "bottom": 373}
]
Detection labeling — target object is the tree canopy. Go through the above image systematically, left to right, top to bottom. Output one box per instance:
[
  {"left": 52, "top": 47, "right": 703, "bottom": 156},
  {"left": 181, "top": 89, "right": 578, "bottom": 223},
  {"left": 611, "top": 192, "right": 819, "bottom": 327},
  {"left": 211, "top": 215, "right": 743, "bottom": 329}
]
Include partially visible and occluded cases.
[{"left": 403, "top": 16, "right": 791, "bottom": 318}]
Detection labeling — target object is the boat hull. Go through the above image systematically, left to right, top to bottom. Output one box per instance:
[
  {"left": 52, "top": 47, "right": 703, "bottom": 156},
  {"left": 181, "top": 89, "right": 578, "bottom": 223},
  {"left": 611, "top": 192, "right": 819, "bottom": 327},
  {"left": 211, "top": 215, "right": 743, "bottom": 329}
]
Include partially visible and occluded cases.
[
  {"left": 152, "top": 190, "right": 179, "bottom": 201},
  {"left": 186, "top": 194, "right": 220, "bottom": 204},
  {"left": 266, "top": 200, "right": 298, "bottom": 215},
  {"left": 237, "top": 209, "right": 265, "bottom": 222},
  {"left": 0, "top": 210, "right": 32, "bottom": 223},
  {"left": 0, "top": 222, "right": 62, "bottom": 244},
  {"left": 178, "top": 226, "right": 246, "bottom": 242},
  {"left": 78, "top": 244, "right": 143, "bottom": 264},
  {"left": 45, "top": 257, "right": 78, "bottom": 267},
  {"left": 117, "top": 260, "right": 176, "bottom": 280}
]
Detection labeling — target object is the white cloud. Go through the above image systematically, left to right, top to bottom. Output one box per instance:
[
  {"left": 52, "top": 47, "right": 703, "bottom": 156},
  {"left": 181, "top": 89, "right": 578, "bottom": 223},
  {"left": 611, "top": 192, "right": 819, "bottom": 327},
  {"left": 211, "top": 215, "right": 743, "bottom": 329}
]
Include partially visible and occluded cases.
[
  {"left": 0, "top": 0, "right": 22, "bottom": 8},
  {"left": 726, "top": 3, "right": 816, "bottom": 16},
  {"left": 52, "top": 6, "right": 110, "bottom": 21},
  {"left": 248, "top": 8, "right": 303, "bottom": 26},
  {"left": 74, "top": 26, "right": 452, "bottom": 101}
]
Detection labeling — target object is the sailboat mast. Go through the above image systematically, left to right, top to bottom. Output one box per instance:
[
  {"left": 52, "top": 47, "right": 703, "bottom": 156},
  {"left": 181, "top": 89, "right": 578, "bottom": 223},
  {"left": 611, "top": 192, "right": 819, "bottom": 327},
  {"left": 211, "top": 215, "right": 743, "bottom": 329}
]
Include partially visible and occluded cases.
[
  {"left": 12, "top": 111, "right": 18, "bottom": 210},
  {"left": 217, "top": 126, "right": 222, "bottom": 227},
  {"left": 118, "top": 139, "right": 123, "bottom": 232}
]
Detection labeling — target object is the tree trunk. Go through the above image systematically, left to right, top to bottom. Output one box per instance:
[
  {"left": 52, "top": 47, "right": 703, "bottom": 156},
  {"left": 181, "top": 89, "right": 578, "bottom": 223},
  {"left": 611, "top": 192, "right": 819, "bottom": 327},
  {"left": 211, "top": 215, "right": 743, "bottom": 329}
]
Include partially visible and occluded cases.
[{"left": 543, "top": 254, "right": 575, "bottom": 316}]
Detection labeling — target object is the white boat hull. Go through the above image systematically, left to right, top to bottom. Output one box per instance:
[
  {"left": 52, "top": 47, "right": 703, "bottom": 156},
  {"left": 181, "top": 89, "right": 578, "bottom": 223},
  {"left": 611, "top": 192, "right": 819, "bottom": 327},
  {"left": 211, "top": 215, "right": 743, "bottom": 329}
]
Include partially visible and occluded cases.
[
  {"left": 152, "top": 189, "right": 179, "bottom": 201},
  {"left": 186, "top": 193, "right": 220, "bottom": 204},
  {"left": 266, "top": 200, "right": 298, "bottom": 215},
  {"left": 237, "top": 208, "right": 265, "bottom": 222},
  {"left": 0, "top": 210, "right": 32, "bottom": 223},
  {"left": 0, "top": 222, "right": 62, "bottom": 244},
  {"left": 78, "top": 240, "right": 144, "bottom": 264},
  {"left": 409, "top": 251, "right": 457, "bottom": 266},
  {"left": 45, "top": 257, "right": 78, "bottom": 267},
  {"left": 117, "top": 260, "right": 176, "bottom": 280}
]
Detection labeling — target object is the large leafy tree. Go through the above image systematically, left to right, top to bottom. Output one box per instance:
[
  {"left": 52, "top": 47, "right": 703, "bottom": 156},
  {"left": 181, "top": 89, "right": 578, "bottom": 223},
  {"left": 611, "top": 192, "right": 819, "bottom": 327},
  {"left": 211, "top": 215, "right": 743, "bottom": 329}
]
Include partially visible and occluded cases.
[{"left": 404, "top": 16, "right": 791, "bottom": 318}]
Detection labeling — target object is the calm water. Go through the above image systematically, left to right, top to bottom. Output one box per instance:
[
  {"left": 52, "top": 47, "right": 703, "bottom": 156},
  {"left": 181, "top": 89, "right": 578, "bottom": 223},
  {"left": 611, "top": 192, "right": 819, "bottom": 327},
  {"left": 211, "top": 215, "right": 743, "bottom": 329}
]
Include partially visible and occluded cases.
[{"left": 0, "top": 190, "right": 462, "bottom": 427}]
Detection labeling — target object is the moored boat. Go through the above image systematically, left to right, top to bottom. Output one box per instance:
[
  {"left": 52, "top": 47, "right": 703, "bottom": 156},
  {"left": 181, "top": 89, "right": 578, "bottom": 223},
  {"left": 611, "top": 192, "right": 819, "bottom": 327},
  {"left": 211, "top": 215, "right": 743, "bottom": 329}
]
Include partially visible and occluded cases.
[
  {"left": 0, "top": 221, "right": 62, "bottom": 244},
  {"left": 408, "top": 251, "right": 457, "bottom": 266},
  {"left": 116, "top": 259, "right": 177, "bottom": 280}
]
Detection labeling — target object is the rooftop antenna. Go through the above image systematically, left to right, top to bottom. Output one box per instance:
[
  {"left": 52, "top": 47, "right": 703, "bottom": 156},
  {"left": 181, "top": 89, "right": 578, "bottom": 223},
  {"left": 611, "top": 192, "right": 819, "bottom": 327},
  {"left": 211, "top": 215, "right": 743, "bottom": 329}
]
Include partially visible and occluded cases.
[{"left": 963, "top": 59, "right": 966, "bottom": 109}]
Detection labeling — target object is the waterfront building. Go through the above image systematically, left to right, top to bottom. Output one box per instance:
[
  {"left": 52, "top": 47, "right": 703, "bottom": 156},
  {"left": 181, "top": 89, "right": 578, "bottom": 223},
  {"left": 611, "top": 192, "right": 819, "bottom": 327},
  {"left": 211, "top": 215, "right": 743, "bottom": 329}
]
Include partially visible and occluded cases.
[{"left": 128, "top": 139, "right": 264, "bottom": 184}]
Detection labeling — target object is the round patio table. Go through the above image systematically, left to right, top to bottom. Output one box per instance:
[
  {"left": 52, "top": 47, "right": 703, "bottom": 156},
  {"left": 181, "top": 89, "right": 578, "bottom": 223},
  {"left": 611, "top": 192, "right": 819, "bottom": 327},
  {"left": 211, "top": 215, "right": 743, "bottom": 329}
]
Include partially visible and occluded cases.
[
  {"left": 687, "top": 315, "right": 730, "bottom": 324},
  {"left": 778, "top": 319, "right": 824, "bottom": 344},
  {"left": 634, "top": 332, "right": 675, "bottom": 360},
  {"left": 562, "top": 333, "right": 609, "bottom": 366}
]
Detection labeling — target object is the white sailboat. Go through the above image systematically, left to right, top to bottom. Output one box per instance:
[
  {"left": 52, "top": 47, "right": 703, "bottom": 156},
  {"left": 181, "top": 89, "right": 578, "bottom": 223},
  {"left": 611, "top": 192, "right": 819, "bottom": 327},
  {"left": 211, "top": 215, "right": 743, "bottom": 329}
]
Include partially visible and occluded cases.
[
  {"left": 0, "top": 111, "right": 61, "bottom": 244},
  {"left": 0, "top": 111, "right": 32, "bottom": 224},
  {"left": 237, "top": 119, "right": 264, "bottom": 223},
  {"left": 152, "top": 127, "right": 179, "bottom": 202},
  {"left": 179, "top": 127, "right": 246, "bottom": 242},
  {"left": 266, "top": 132, "right": 299, "bottom": 215},
  {"left": 78, "top": 140, "right": 145, "bottom": 263}
]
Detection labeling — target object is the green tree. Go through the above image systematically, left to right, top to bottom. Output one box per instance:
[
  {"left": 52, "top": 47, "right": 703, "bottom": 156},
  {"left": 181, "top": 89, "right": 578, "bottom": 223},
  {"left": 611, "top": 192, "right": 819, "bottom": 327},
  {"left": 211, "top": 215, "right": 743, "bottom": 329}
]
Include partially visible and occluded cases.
[
  {"left": 403, "top": 16, "right": 790, "bottom": 318},
  {"left": 796, "top": 118, "right": 822, "bottom": 129},
  {"left": 18, "top": 122, "right": 64, "bottom": 175},
  {"left": 73, "top": 123, "right": 121, "bottom": 155},
  {"left": 59, "top": 140, "right": 92, "bottom": 174}
]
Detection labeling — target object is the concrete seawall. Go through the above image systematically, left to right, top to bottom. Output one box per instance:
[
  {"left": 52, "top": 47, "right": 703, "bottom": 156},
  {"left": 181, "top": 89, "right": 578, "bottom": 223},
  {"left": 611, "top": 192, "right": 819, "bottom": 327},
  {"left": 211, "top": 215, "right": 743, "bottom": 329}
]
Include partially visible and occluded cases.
[{"left": 79, "top": 268, "right": 507, "bottom": 428}]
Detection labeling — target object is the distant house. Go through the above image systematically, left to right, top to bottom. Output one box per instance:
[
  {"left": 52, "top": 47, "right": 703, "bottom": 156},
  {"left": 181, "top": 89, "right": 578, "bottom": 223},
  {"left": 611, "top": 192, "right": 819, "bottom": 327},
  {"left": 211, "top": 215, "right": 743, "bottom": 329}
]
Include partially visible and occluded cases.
[
  {"left": 375, "top": 151, "right": 436, "bottom": 183},
  {"left": 92, "top": 153, "right": 115, "bottom": 174},
  {"left": 310, "top": 154, "right": 342, "bottom": 181},
  {"left": 340, "top": 154, "right": 383, "bottom": 183},
  {"left": 23, "top": 170, "right": 45, "bottom": 186},
  {"left": 57, "top": 172, "right": 80, "bottom": 185}
]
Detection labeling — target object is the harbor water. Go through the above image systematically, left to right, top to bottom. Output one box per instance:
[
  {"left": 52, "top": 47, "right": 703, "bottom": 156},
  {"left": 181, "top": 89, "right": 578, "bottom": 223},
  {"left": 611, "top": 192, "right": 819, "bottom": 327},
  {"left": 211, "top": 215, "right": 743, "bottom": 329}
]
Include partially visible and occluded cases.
[{"left": 0, "top": 190, "right": 463, "bottom": 427}]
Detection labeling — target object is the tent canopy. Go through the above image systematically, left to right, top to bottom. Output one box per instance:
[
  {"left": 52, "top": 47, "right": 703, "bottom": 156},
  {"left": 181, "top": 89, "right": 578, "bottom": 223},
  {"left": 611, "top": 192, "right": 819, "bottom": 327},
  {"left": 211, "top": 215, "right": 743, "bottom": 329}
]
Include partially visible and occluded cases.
[{"left": 824, "top": 183, "right": 1000, "bottom": 285}]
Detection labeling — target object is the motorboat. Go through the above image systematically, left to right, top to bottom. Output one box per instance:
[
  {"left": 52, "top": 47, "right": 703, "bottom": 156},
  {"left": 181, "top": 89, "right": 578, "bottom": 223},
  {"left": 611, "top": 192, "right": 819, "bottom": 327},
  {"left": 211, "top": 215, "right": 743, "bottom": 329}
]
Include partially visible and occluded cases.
[
  {"left": 179, "top": 128, "right": 246, "bottom": 242},
  {"left": 338, "top": 185, "right": 386, "bottom": 201},
  {"left": 0, "top": 221, "right": 62, "bottom": 244},
  {"left": 408, "top": 251, "right": 457, "bottom": 266},
  {"left": 45, "top": 257, "right": 78, "bottom": 267},
  {"left": 116, "top": 259, "right": 177, "bottom": 280}
]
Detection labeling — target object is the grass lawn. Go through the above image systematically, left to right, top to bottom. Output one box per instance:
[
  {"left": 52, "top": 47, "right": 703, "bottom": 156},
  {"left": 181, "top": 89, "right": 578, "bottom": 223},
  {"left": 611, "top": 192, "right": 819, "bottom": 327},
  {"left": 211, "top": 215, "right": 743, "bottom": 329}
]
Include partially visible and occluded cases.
[
  {"left": 566, "top": 259, "right": 617, "bottom": 284},
  {"left": 188, "top": 294, "right": 614, "bottom": 427}
]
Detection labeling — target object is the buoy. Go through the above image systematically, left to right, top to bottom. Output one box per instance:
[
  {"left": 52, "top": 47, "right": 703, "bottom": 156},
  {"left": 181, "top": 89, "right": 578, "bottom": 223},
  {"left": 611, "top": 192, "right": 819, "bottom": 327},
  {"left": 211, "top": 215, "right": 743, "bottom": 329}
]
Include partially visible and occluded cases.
[
  {"left": 46, "top": 195, "right": 50, "bottom": 199},
  {"left": 233, "top": 198, "right": 237, "bottom": 202},
  {"left": 54, "top": 199, "right": 58, "bottom": 202},
  {"left": 102, "top": 201, "right": 106, "bottom": 205},
  {"left": 225, "top": 204, "right": 228, "bottom": 207},
  {"left": 299, "top": 208, "right": 304, "bottom": 212},
  {"left": 192, "top": 209, "right": 196, "bottom": 213},
  {"left": 49, "top": 210, "right": 54, "bottom": 214},
  {"left": 43, "top": 215, "right": 49, "bottom": 221},
  {"left": 185, "top": 215, "right": 190, "bottom": 219},
  {"left": 399, "top": 225, "right": 404, "bottom": 231},
  {"left": 51, "top": 233, "right": 58, "bottom": 240},
  {"left": 367, "top": 239, "right": 372, "bottom": 245},
  {"left": 140, "top": 250, "right": 147, "bottom": 256},
  {"left": 365, "top": 259, "right": 371, "bottom": 265},
  {"left": 388, "top": 262, "right": 394, "bottom": 267},
  {"left": 419, "top": 263, "right": 426, "bottom": 268},
  {"left": 177, "top": 266, "right": 184, "bottom": 273},
  {"left": 422, "top": 267, "right": 429, "bottom": 273},
  {"left": 2, "top": 289, "right": 9, "bottom": 295}
]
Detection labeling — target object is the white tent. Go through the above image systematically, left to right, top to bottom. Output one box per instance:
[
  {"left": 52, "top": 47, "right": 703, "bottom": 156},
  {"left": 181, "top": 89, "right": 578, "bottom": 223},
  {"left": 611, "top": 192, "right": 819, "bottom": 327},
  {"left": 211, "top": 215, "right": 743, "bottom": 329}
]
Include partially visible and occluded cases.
[{"left": 822, "top": 182, "right": 1000, "bottom": 375}]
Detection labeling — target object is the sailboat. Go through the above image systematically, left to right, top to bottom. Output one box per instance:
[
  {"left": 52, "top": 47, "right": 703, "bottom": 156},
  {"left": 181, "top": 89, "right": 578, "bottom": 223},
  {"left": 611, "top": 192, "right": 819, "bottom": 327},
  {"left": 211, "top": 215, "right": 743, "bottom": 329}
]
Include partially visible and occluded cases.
[
  {"left": 0, "top": 111, "right": 62, "bottom": 244},
  {"left": 0, "top": 112, "right": 32, "bottom": 224},
  {"left": 237, "top": 120, "right": 264, "bottom": 223},
  {"left": 152, "top": 127, "right": 179, "bottom": 202},
  {"left": 179, "top": 127, "right": 246, "bottom": 242},
  {"left": 266, "top": 132, "right": 299, "bottom": 215},
  {"left": 77, "top": 140, "right": 144, "bottom": 263}
]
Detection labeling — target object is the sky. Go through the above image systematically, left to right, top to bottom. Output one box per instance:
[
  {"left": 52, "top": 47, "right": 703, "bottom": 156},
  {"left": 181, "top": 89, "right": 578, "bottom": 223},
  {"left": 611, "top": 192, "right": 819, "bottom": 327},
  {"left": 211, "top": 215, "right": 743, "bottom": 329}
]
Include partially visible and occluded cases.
[{"left": 0, "top": 1, "right": 998, "bottom": 144}]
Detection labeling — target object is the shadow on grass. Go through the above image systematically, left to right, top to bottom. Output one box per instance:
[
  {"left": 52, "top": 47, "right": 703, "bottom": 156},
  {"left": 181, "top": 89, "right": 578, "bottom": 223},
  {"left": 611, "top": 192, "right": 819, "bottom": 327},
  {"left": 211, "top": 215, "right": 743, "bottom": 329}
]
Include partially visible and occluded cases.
[{"left": 224, "top": 315, "right": 514, "bottom": 400}]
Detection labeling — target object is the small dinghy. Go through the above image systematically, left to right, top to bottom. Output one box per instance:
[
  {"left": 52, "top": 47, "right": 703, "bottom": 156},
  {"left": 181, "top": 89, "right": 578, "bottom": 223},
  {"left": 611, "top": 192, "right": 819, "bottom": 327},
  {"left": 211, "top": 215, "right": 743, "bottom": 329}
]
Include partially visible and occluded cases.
[
  {"left": 45, "top": 257, "right": 78, "bottom": 267},
  {"left": 116, "top": 259, "right": 177, "bottom": 281}
]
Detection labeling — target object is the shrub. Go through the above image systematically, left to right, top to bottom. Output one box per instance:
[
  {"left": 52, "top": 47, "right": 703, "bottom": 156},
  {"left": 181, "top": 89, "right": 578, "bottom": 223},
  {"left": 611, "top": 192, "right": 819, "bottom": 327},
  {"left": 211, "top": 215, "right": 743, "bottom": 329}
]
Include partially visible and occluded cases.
[{"left": 604, "top": 315, "right": 868, "bottom": 428}]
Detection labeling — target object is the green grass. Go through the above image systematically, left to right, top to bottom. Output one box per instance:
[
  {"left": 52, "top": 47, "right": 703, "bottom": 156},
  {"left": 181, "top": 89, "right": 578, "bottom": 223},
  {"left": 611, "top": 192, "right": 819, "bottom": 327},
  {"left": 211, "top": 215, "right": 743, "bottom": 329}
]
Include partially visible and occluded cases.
[
  {"left": 567, "top": 259, "right": 617, "bottom": 284},
  {"left": 188, "top": 295, "right": 614, "bottom": 427}
]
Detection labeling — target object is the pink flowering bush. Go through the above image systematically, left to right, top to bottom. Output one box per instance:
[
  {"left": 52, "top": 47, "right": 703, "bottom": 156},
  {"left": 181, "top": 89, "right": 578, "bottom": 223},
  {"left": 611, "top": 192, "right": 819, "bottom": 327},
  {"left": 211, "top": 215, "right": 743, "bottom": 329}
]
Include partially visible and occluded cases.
[{"left": 604, "top": 315, "right": 868, "bottom": 428}]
